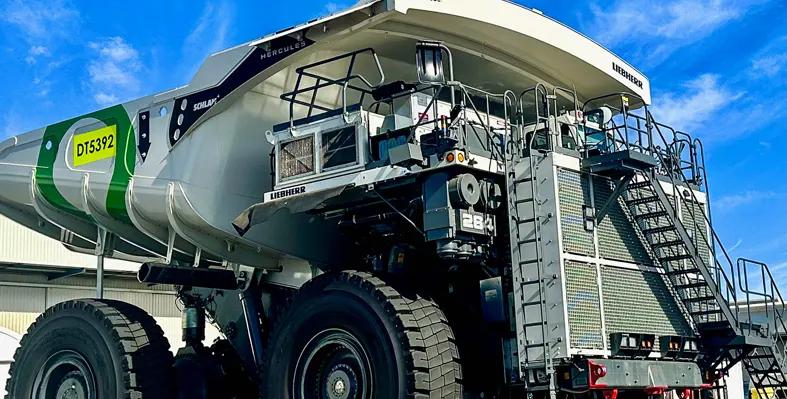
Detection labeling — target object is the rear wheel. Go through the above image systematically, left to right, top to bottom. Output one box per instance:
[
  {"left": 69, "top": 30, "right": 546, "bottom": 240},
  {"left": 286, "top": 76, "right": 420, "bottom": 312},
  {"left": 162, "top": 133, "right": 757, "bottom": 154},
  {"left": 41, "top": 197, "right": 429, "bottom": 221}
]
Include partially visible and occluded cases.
[
  {"left": 262, "top": 271, "right": 462, "bottom": 399},
  {"left": 4, "top": 298, "right": 176, "bottom": 399}
]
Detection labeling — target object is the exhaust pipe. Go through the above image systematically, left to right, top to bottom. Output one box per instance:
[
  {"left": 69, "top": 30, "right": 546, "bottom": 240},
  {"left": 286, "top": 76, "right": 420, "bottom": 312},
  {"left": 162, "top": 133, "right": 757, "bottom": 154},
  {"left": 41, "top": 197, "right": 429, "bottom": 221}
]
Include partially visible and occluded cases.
[{"left": 138, "top": 262, "right": 240, "bottom": 290}]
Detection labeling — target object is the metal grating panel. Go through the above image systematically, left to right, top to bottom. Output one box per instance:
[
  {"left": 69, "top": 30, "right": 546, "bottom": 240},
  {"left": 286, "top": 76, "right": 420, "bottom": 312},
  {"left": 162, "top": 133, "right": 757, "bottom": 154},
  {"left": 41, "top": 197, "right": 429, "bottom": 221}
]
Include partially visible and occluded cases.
[
  {"left": 279, "top": 135, "right": 315, "bottom": 179},
  {"left": 557, "top": 169, "right": 594, "bottom": 256},
  {"left": 594, "top": 178, "right": 651, "bottom": 264},
  {"left": 565, "top": 261, "right": 604, "bottom": 349},
  {"left": 601, "top": 265, "right": 692, "bottom": 349}
]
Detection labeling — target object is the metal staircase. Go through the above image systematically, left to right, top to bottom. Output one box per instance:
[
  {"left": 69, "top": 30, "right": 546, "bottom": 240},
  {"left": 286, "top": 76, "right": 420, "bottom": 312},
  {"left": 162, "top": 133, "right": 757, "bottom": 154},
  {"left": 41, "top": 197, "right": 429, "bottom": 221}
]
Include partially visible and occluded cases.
[{"left": 580, "top": 93, "right": 787, "bottom": 395}]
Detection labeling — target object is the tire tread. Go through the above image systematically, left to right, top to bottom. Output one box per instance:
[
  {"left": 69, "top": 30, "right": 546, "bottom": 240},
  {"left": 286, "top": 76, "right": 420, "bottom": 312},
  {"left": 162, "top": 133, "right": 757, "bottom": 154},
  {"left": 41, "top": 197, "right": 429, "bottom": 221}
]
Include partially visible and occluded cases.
[
  {"left": 264, "top": 271, "right": 462, "bottom": 399},
  {"left": 4, "top": 298, "right": 175, "bottom": 399}
]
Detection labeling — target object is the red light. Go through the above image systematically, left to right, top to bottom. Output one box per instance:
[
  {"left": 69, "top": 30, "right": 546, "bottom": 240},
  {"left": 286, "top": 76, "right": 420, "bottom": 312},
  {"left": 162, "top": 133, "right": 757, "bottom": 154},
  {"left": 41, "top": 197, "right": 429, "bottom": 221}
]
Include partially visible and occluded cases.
[
  {"left": 588, "top": 360, "right": 608, "bottom": 388},
  {"left": 644, "top": 386, "right": 667, "bottom": 395},
  {"left": 677, "top": 388, "right": 693, "bottom": 399},
  {"left": 602, "top": 389, "right": 618, "bottom": 399}
]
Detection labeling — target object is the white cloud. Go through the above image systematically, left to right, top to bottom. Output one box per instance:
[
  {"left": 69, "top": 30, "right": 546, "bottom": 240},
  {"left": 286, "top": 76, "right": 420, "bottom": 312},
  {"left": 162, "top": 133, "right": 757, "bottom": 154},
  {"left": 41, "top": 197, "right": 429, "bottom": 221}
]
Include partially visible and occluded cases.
[
  {"left": 0, "top": 0, "right": 79, "bottom": 42},
  {"left": 587, "top": 0, "right": 764, "bottom": 67},
  {"left": 181, "top": 2, "right": 233, "bottom": 80},
  {"left": 750, "top": 36, "right": 787, "bottom": 78},
  {"left": 87, "top": 37, "right": 142, "bottom": 105},
  {"left": 24, "top": 45, "right": 50, "bottom": 64},
  {"left": 29, "top": 45, "right": 49, "bottom": 56},
  {"left": 651, "top": 74, "right": 743, "bottom": 132},
  {"left": 93, "top": 92, "right": 118, "bottom": 105},
  {"left": 714, "top": 190, "right": 781, "bottom": 211},
  {"left": 728, "top": 238, "right": 743, "bottom": 253}
]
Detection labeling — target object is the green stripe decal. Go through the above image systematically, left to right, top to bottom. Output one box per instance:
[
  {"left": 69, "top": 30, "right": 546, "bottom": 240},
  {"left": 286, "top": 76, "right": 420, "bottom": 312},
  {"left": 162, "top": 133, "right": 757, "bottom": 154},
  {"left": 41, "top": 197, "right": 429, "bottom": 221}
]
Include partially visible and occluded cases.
[{"left": 36, "top": 104, "right": 136, "bottom": 223}]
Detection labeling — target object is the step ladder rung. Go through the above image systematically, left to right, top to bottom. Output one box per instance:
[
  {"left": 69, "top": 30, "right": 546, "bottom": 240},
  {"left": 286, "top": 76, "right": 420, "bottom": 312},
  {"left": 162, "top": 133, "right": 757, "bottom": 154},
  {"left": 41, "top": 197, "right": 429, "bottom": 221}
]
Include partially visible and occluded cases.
[
  {"left": 514, "top": 176, "right": 534, "bottom": 184},
  {"left": 627, "top": 196, "right": 660, "bottom": 206},
  {"left": 514, "top": 198, "right": 534, "bottom": 205},
  {"left": 634, "top": 211, "right": 669, "bottom": 221},
  {"left": 642, "top": 226, "right": 677, "bottom": 235},
  {"left": 651, "top": 239, "right": 685, "bottom": 249},
  {"left": 660, "top": 254, "right": 694, "bottom": 263},
  {"left": 683, "top": 296, "right": 716, "bottom": 304},
  {"left": 522, "top": 300, "right": 544, "bottom": 307},
  {"left": 523, "top": 321, "right": 546, "bottom": 327},
  {"left": 522, "top": 342, "right": 549, "bottom": 349}
]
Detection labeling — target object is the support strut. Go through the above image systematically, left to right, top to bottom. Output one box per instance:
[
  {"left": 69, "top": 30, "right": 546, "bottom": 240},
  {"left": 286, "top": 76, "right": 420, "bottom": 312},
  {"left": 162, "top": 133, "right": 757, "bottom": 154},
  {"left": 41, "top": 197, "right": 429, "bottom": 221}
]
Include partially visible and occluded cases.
[{"left": 240, "top": 283, "right": 267, "bottom": 375}]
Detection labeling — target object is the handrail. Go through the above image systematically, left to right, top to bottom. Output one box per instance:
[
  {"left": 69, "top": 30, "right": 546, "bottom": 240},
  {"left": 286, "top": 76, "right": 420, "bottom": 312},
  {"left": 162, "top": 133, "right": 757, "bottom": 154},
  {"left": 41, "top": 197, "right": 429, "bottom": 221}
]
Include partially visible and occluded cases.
[
  {"left": 280, "top": 48, "right": 385, "bottom": 130},
  {"left": 519, "top": 84, "right": 551, "bottom": 153},
  {"left": 646, "top": 112, "right": 740, "bottom": 315},
  {"left": 737, "top": 259, "right": 787, "bottom": 336}
]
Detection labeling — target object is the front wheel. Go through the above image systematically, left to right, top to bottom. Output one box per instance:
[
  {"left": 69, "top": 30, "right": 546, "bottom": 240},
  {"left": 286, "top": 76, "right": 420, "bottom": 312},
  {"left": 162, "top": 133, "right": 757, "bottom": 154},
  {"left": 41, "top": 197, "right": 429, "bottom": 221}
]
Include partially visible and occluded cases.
[
  {"left": 262, "top": 271, "right": 463, "bottom": 399},
  {"left": 5, "top": 298, "right": 176, "bottom": 399}
]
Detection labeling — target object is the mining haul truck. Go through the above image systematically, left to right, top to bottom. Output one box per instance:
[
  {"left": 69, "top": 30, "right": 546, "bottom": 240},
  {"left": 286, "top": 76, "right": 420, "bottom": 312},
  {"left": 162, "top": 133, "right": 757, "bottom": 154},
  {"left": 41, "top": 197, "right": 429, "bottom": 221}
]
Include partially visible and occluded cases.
[{"left": 1, "top": 1, "right": 786, "bottom": 398}]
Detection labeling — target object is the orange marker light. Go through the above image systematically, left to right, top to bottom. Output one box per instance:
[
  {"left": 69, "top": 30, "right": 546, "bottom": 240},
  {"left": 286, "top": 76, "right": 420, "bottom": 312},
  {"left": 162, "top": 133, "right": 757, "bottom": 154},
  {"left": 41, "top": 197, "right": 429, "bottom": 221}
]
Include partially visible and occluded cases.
[
  {"left": 457, "top": 152, "right": 465, "bottom": 162},
  {"left": 446, "top": 153, "right": 455, "bottom": 163}
]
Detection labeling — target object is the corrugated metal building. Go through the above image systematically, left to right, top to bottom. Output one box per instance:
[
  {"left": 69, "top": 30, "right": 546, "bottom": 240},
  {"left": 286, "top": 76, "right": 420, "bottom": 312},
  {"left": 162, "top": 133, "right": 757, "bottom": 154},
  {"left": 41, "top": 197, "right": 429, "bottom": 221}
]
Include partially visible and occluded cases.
[{"left": 0, "top": 213, "right": 220, "bottom": 352}]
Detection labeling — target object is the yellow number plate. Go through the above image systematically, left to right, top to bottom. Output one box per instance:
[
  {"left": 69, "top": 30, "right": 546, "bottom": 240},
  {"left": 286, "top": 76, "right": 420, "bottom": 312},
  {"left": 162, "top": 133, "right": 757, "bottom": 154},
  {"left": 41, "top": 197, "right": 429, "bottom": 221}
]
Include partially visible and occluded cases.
[{"left": 73, "top": 125, "right": 117, "bottom": 167}]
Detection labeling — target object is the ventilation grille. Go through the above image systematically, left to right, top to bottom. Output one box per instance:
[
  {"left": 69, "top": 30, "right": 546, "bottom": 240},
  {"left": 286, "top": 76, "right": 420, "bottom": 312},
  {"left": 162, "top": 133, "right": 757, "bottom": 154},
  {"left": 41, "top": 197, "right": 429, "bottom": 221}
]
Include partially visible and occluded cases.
[
  {"left": 321, "top": 126, "right": 358, "bottom": 170},
  {"left": 279, "top": 136, "right": 315, "bottom": 180},
  {"left": 557, "top": 169, "right": 594, "bottom": 256},
  {"left": 594, "top": 178, "right": 651, "bottom": 264},
  {"left": 565, "top": 261, "right": 604, "bottom": 349},
  {"left": 601, "top": 265, "right": 692, "bottom": 350}
]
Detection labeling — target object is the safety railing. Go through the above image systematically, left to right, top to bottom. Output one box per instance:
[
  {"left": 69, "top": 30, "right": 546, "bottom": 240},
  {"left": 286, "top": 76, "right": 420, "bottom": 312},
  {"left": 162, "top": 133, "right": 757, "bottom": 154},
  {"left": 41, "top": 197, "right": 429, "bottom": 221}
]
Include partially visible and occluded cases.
[
  {"left": 279, "top": 48, "right": 385, "bottom": 129},
  {"left": 364, "top": 82, "right": 517, "bottom": 165},
  {"left": 647, "top": 113, "right": 741, "bottom": 320},
  {"left": 737, "top": 259, "right": 787, "bottom": 345}
]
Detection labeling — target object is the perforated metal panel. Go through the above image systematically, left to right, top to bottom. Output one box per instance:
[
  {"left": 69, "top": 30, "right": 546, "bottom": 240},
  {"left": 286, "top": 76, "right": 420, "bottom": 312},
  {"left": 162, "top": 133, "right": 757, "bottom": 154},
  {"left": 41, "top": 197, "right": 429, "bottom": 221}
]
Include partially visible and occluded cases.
[
  {"left": 557, "top": 169, "right": 594, "bottom": 256},
  {"left": 594, "top": 178, "right": 651, "bottom": 264},
  {"left": 680, "top": 198, "right": 711, "bottom": 265},
  {"left": 565, "top": 261, "right": 604, "bottom": 349},
  {"left": 601, "top": 266, "right": 692, "bottom": 349}
]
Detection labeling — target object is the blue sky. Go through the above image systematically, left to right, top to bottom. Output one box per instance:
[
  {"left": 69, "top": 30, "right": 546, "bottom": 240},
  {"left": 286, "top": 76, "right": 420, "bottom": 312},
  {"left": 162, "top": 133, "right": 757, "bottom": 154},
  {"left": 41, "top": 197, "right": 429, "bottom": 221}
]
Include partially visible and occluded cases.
[{"left": 1, "top": 0, "right": 786, "bottom": 287}]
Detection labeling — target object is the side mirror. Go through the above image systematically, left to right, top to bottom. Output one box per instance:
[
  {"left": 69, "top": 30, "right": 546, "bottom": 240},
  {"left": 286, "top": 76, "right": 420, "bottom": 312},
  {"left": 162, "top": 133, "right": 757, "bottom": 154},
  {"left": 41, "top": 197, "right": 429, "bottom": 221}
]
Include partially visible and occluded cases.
[{"left": 416, "top": 41, "right": 445, "bottom": 84}]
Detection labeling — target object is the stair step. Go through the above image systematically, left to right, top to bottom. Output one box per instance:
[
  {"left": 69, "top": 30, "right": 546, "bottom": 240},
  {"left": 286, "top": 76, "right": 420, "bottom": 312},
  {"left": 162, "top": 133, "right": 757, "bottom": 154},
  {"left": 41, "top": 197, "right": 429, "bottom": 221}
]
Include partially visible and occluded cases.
[
  {"left": 627, "top": 181, "right": 652, "bottom": 190},
  {"left": 627, "top": 196, "right": 660, "bottom": 206},
  {"left": 634, "top": 211, "right": 669, "bottom": 221},
  {"left": 642, "top": 226, "right": 677, "bottom": 235},
  {"left": 651, "top": 239, "right": 685, "bottom": 249},
  {"left": 660, "top": 254, "right": 694, "bottom": 263},
  {"left": 668, "top": 268, "right": 699, "bottom": 276},
  {"left": 675, "top": 282, "right": 709, "bottom": 290},
  {"left": 683, "top": 296, "right": 716, "bottom": 304},
  {"left": 690, "top": 309, "right": 723, "bottom": 316},
  {"left": 748, "top": 355, "right": 777, "bottom": 360}
]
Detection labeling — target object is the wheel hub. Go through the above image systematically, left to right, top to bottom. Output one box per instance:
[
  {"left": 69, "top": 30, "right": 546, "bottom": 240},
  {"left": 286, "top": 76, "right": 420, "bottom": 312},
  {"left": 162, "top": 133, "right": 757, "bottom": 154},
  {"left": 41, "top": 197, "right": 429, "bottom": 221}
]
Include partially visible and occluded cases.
[
  {"left": 295, "top": 329, "right": 372, "bottom": 399},
  {"left": 32, "top": 350, "right": 95, "bottom": 399},
  {"left": 325, "top": 364, "right": 357, "bottom": 399},
  {"left": 56, "top": 372, "right": 87, "bottom": 399}
]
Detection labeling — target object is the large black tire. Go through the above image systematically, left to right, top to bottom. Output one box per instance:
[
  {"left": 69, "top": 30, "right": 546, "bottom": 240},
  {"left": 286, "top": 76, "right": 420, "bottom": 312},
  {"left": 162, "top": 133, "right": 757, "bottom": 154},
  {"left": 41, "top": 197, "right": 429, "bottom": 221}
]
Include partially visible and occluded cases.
[
  {"left": 262, "top": 270, "right": 462, "bottom": 399},
  {"left": 5, "top": 298, "right": 176, "bottom": 399}
]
